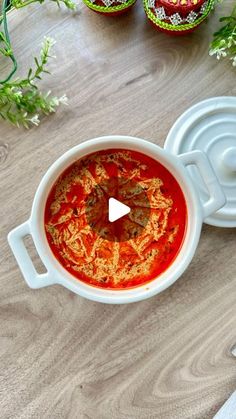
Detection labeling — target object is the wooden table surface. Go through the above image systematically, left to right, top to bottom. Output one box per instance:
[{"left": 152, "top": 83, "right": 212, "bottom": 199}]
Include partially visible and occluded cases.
[{"left": 1, "top": 1, "right": 236, "bottom": 418}]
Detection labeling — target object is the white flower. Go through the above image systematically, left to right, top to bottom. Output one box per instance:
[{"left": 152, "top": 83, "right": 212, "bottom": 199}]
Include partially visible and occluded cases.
[
  {"left": 43, "top": 36, "right": 56, "bottom": 48},
  {"left": 41, "top": 37, "right": 56, "bottom": 59},
  {"left": 209, "top": 47, "right": 227, "bottom": 60},
  {"left": 209, "top": 48, "right": 216, "bottom": 56},
  {"left": 216, "top": 48, "right": 227, "bottom": 60},
  {"left": 216, "top": 50, "right": 227, "bottom": 60},
  {"left": 231, "top": 56, "right": 236, "bottom": 67},
  {"left": 48, "top": 94, "right": 68, "bottom": 111},
  {"left": 58, "top": 94, "right": 68, "bottom": 105},
  {"left": 29, "top": 114, "right": 40, "bottom": 126}
]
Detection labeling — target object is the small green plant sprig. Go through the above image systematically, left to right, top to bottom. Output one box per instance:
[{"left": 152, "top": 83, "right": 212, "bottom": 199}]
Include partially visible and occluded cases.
[
  {"left": 0, "top": 0, "right": 76, "bottom": 128},
  {"left": 11, "top": 0, "right": 76, "bottom": 12},
  {"left": 209, "top": 3, "right": 236, "bottom": 67},
  {"left": 0, "top": 37, "right": 68, "bottom": 127}
]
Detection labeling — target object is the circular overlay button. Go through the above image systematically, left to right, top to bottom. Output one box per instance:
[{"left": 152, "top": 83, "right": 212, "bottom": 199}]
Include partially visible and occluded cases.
[{"left": 85, "top": 176, "right": 151, "bottom": 242}]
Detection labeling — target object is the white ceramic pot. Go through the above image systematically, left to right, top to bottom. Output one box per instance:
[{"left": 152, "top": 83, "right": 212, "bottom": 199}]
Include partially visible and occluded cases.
[{"left": 8, "top": 136, "right": 226, "bottom": 304}]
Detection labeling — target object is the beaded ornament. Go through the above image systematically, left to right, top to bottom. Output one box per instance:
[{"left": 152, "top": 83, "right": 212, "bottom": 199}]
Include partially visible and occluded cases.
[
  {"left": 83, "top": 0, "right": 136, "bottom": 14},
  {"left": 143, "top": 0, "right": 216, "bottom": 34}
]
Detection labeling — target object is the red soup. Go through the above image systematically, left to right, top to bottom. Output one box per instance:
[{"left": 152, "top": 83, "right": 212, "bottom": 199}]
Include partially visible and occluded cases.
[{"left": 45, "top": 149, "right": 187, "bottom": 289}]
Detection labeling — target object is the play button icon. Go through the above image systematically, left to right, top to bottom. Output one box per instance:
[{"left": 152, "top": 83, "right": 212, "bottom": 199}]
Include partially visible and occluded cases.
[
  {"left": 85, "top": 176, "right": 151, "bottom": 242},
  {"left": 108, "top": 198, "right": 130, "bottom": 222}
]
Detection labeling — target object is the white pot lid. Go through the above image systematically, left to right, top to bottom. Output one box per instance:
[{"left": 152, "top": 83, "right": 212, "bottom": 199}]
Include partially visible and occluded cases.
[{"left": 164, "top": 96, "right": 236, "bottom": 228}]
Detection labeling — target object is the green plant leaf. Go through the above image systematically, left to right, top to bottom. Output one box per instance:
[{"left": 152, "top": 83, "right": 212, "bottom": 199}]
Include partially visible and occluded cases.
[{"left": 0, "top": 37, "right": 68, "bottom": 127}]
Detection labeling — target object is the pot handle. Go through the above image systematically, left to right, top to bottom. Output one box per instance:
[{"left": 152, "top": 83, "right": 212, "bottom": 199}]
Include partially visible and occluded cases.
[
  {"left": 178, "top": 150, "right": 226, "bottom": 219},
  {"left": 8, "top": 221, "right": 55, "bottom": 289}
]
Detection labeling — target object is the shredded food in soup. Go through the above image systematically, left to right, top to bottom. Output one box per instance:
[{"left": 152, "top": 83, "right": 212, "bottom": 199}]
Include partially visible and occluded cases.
[{"left": 45, "top": 149, "right": 187, "bottom": 289}]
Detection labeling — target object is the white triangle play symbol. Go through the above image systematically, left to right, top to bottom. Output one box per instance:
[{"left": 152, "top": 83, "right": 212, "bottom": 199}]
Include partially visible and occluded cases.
[{"left": 108, "top": 197, "right": 130, "bottom": 222}]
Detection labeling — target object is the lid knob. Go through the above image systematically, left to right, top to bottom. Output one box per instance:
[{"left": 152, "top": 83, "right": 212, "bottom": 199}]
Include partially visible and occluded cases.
[{"left": 222, "top": 147, "right": 236, "bottom": 173}]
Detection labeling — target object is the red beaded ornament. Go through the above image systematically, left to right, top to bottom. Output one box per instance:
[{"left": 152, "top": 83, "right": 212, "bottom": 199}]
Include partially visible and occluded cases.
[
  {"left": 82, "top": 0, "right": 136, "bottom": 16},
  {"left": 143, "top": 0, "right": 215, "bottom": 35}
]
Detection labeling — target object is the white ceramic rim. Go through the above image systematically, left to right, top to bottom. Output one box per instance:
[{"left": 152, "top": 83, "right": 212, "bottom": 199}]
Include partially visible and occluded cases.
[
  {"left": 8, "top": 136, "right": 225, "bottom": 303},
  {"left": 28, "top": 136, "right": 204, "bottom": 303}
]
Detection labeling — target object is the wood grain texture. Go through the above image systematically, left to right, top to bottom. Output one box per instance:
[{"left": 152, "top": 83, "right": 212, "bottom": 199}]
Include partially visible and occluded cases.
[{"left": 0, "top": 1, "right": 236, "bottom": 418}]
